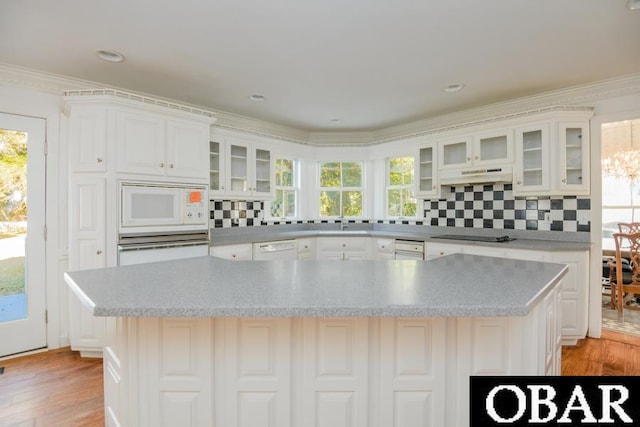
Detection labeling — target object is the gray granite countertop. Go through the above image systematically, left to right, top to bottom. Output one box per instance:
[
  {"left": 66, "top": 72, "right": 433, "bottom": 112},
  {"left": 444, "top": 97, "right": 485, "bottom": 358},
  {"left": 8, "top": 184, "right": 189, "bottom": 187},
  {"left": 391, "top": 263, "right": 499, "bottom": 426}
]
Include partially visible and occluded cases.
[
  {"left": 210, "top": 224, "right": 591, "bottom": 251},
  {"left": 65, "top": 253, "right": 567, "bottom": 318}
]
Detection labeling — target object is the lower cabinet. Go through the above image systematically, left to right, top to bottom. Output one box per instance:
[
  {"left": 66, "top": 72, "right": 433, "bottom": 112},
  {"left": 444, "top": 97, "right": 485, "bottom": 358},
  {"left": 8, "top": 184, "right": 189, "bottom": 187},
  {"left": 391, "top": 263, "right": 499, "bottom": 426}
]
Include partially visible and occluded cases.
[
  {"left": 315, "top": 237, "right": 370, "bottom": 260},
  {"left": 297, "top": 238, "right": 315, "bottom": 260},
  {"left": 425, "top": 242, "right": 589, "bottom": 345},
  {"left": 210, "top": 243, "right": 253, "bottom": 260}
]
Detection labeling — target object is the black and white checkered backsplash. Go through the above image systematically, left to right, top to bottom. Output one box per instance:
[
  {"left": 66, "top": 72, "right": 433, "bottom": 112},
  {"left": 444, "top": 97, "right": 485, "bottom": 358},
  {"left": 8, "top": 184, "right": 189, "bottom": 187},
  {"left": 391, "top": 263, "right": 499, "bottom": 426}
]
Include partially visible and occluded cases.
[
  {"left": 210, "top": 184, "right": 590, "bottom": 232},
  {"left": 428, "top": 184, "right": 590, "bottom": 232}
]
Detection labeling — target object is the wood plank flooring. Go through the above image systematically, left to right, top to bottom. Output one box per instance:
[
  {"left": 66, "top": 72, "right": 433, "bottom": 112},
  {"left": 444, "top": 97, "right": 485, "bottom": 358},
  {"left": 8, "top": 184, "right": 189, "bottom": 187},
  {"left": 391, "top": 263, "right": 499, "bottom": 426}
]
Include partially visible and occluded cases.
[
  {"left": 0, "top": 332, "right": 638, "bottom": 427},
  {"left": 0, "top": 347, "right": 104, "bottom": 426}
]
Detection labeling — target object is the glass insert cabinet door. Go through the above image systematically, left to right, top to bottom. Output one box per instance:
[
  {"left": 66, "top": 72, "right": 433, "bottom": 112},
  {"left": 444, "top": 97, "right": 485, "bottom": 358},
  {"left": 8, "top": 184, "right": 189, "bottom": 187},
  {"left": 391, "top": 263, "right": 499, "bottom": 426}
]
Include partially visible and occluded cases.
[
  {"left": 558, "top": 122, "right": 590, "bottom": 192},
  {"left": 514, "top": 124, "right": 550, "bottom": 193},
  {"left": 416, "top": 144, "right": 439, "bottom": 198}
]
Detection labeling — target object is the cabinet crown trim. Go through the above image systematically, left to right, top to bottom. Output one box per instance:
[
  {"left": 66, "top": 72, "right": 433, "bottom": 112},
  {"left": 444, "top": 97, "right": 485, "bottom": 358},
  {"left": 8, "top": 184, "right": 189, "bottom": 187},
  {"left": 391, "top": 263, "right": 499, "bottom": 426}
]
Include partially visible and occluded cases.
[{"left": 64, "top": 89, "right": 217, "bottom": 122}]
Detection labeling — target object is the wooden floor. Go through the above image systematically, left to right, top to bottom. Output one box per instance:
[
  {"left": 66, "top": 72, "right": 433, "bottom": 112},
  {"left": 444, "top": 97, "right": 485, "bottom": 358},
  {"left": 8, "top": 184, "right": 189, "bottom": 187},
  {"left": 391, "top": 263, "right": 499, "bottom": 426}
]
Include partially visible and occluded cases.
[
  {"left": 562, "top": 329, "right": 640, "bottom": 376},
  {"left": 0, "top": 332, "right": 639, "bottom": 426},
  {"left": 0, "top": 347, "right": 104, "bottom": 427}
]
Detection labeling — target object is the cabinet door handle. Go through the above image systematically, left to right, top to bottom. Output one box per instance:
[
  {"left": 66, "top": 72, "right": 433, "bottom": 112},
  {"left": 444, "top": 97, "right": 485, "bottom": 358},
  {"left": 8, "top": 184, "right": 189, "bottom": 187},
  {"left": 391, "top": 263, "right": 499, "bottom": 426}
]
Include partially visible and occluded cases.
[
  {"left": 474, "top": 156, "right": 478, "bottom": 160},
  {"left": 97, "top": 157, "right": 103, "bottom": 163},
  {"left": 467, "top": 157, "right": 471, "bottom": 161},
  {"left": 160, "top": 162, "right": 165, "bottom": 168},
  {"left": 169, "top": 163, "right": 174, "bottom": 168},
  {"left": 562, "top": 178, "right": 567, "bottom": 183},
  {"left": 517, "top": 180, "right": 522, "bottom": 185},
  {"left": 432, "top": 185, "right": 436, "bottom": 190},
  {"left": 96, "top": 250, "right": 102, "bottom": 255},
  {"left": 232, "top": 254, "right": 236, "bottom": 258}
]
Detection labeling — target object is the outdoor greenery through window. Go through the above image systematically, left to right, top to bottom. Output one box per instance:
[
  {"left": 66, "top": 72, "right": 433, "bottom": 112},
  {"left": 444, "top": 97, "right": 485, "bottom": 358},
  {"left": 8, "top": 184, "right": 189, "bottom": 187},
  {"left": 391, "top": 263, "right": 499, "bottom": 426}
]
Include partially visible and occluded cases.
[
  {"left": 0, "top": 129, "right": 27, "bottom": 297},
  {"left": 386, "top": 156, "right": 416, "bottom": 217},
  {"left": 271, "top": 158, "right": 297, "bottom": 218},
  {"left": 319, "top": 161, "right": 363, "bottom": 217}
]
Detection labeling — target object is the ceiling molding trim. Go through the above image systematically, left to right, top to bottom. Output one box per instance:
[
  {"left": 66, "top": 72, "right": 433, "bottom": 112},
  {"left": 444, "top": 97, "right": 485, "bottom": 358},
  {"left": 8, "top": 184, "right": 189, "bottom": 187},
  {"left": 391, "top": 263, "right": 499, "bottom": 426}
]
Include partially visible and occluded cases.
[
  {"left": 0, "top": 62, "right": 95, "bottom": 95},
  {"left": 371, "top": 73, "right": 640, "bottom": 144},
  {"left": 63, "top": 89, "right": 217, "bottom": 120},
  {"left": 213, "top": 111, "right": 310, "bottom": 144}
]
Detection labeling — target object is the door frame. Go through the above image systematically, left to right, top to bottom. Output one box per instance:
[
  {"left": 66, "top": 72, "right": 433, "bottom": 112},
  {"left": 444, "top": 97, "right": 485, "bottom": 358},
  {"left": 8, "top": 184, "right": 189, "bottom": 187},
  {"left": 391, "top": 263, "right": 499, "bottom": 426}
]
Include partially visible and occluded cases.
[{"left": 0, "top": 112, "right": 47, "bottom": 357}]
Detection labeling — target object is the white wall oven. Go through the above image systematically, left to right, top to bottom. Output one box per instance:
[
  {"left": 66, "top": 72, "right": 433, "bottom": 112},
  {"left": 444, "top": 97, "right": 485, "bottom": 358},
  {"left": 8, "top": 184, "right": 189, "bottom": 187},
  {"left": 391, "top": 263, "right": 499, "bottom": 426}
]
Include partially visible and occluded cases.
[{"left": 118, "top": 181, "right": 209, "bottom": 265}]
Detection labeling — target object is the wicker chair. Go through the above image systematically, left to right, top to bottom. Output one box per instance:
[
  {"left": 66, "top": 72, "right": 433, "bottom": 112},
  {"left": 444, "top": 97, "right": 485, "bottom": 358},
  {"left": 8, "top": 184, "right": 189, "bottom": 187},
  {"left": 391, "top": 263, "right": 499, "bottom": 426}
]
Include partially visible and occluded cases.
[
  {"left": 618, "top": 222, "right": 640, "bottom": 233},
  {"left": 609, "top": 232, "right": 640, "bottom": 318}
]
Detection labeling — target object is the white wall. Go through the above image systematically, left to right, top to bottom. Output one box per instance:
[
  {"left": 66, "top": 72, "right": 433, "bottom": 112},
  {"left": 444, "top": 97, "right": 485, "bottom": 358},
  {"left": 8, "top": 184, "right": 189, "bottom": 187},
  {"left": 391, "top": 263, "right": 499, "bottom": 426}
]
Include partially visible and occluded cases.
[{"left": 0, "top": 84, "right": 68, "bottom": 348}]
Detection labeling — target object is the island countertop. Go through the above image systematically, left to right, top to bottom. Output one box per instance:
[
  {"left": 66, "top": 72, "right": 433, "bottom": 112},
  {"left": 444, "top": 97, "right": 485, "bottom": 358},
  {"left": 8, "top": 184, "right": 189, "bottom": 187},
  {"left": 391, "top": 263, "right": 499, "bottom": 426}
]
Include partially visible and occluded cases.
[{"left": 64, "top": 253, "right": 568, "bottom": 318}]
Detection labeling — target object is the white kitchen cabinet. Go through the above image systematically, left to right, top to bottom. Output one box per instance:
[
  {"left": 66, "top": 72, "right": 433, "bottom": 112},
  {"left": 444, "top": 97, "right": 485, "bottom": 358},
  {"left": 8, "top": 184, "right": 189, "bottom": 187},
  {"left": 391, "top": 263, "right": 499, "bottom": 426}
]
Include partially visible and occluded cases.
[
  {"left": 68, "top": 105, "right": 107, "bottom": 172},
  {"left": 116, "top": 109, "right": 209, "bottom": 181},
  {"left": 513, "top": 116, "right": 591, "bottom": 196},
  {"left": 556, "top": 122, "right": 590, "bottom": 195},
  {"left": 513, "top": 123, "right": 550, "bottom": 194},
  {"left": 438, "top": 130, "right": 513, "bottom": 170},
  {"left": 224, "top": 139, "right": 274, "bottom": 199},
  {"left": 208, "top": 140, "right": 224, "bottom": 196},
  {"left": 415, "top": 142, "right": 440, "bottom": 198},
  {"left": 68, "top": 177, "right": 110, "bottom": 357},
  {"left": 316, "top": 237, "right": 370, "bottom": 261},
  {"left": 297, "top": 238, "right": 315, "bottom": 260},
  {"left": 372, "top": 238, "right": 395, "bottom": 260},
  {"left": 425, "top": 242, "right": 461, "bottom": 260},
  {"left": 210, "top": 243, "right": 253, "bottom": 261},
  {"left": 550, "top": 251, "right": 589, "bottom": 344}
]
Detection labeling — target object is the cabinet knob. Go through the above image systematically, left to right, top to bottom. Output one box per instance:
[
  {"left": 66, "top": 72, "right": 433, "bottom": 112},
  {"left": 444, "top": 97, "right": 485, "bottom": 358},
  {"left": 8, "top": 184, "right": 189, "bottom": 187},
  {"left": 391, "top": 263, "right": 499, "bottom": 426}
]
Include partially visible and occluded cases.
[
  {"left": 474, "top": 156, "right": 478, "bottom": 160},
  {"left": 97, "top": 157, "right": 103, "bottom": 163},
  {"left": 467, "top": 157, "right": 471, "bottom": 161},
  {"left": 160, "top": 162, "right": 165, "bottom": 168},
  {"left": 169, "top": 163, "right": 175, "bottom": 168},
  {"left": 562, "top": 178, "right": 567, "bottom": 183},
  {"left": 517, "top": 180, "right": 522, "bottom": 185},
  {"left": 432, "top": 185, "right": 436, "bottom": 190},
  {"left": 221, "top": 186, "right": 225, "bottom": 190},
  {"left": 342, "top": 244, "right": 346, "bottom": 247},
  {"left": 96, "top": 250, "right": 102, "bottom": 255},
  {"left": 232, "top": 254, "right": 236, "bottom": 258}
]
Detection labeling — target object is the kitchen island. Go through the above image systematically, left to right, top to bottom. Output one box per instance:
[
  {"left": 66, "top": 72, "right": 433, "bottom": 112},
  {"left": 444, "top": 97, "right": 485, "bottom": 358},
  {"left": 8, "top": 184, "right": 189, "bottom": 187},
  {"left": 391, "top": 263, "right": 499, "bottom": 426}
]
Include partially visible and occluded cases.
[{"left": 65, "top": 253, "right": 568, "bottom": 427}]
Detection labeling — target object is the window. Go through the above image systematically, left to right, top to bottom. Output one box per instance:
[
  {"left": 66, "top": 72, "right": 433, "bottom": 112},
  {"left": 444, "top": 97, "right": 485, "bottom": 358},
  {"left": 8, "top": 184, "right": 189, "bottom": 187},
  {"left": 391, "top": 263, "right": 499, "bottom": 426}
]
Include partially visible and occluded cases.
[
  {"left": 386, "top": 156, "right": 416, "bottom": 217},
  {"left": 271, "top": 158, "right": 297, "bottom": 218},
  {"left": 319, "top": 161, "right": 363, "bottom": 217}
]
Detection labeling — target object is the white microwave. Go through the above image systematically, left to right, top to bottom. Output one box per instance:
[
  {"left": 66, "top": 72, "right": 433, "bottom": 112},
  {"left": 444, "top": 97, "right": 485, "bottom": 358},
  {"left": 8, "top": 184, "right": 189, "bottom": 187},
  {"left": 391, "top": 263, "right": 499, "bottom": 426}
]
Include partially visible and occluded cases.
[{"left": 119, "top": 181, "right": 208, "bottom": 234}]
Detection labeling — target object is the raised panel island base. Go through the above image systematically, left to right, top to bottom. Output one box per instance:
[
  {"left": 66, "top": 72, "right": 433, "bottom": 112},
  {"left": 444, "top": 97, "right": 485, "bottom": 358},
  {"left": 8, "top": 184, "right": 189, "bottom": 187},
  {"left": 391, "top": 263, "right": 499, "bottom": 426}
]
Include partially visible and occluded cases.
[{"left": 65, "top": 254, "right": 567, "bottom": 427}]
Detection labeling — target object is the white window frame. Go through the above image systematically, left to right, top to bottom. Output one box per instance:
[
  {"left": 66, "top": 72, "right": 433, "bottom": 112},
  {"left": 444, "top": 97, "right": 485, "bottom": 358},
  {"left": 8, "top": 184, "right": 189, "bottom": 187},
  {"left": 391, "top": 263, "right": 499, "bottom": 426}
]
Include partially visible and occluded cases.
[
  {"left": 385, "top": 155, "right": 417, "bottom": 219},
  {"left": 267, "top": 157, "right": 299, "bottom": 220},
  {"left": 318, "top": 160, "right": 365, "bottom": 219}
]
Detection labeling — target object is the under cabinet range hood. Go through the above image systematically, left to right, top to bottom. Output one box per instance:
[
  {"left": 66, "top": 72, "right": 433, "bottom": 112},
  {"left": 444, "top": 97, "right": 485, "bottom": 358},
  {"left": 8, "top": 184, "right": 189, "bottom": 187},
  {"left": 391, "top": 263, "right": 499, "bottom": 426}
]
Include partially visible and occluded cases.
[{"left": 439, "top": 166, "right": 513, "bottom": 185}]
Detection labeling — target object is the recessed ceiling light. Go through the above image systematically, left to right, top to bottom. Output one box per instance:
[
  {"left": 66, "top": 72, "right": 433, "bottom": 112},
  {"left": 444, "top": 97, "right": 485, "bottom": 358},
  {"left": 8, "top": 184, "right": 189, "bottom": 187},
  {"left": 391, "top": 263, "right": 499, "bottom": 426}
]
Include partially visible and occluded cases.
[
  {"left": 627, "top": 0, "right": 640, "bottom": 10},
  {"left": 97, "top": 49, "right": 125, "bottom": 63},
  {"left": 444, "top": 84, "right": 465, "bottom": 93},
  {"left": 249, "top": 94, "right": 266, "bottom": 102}
]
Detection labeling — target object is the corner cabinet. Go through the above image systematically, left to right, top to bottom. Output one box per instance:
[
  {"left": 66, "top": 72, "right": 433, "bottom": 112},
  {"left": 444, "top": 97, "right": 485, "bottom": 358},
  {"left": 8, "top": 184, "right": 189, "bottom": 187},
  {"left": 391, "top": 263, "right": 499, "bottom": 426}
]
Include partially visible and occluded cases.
[{"left": 513, "top": 116, "right": 591, "bottom": 196}]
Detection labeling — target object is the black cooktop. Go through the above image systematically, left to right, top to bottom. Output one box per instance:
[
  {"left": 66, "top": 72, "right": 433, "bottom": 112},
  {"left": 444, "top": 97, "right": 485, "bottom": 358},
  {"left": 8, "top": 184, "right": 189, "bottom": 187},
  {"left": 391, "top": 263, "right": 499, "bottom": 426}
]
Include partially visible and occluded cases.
[{"left": 430, "top": 234, "right": 516, "bottom": 243}]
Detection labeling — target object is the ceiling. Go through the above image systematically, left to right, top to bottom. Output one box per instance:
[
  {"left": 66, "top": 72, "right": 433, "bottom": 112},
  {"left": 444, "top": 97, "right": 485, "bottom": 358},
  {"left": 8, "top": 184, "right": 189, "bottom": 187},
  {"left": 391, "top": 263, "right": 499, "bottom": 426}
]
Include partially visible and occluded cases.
[{"left": 1, "top": 0, "right": 639, "bottom": 132}]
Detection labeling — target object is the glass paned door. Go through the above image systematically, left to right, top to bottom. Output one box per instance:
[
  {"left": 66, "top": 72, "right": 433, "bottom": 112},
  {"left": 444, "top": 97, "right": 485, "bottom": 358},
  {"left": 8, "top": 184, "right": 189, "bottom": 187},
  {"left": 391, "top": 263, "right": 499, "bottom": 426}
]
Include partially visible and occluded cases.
[{"left": 0, "top": 113, "right": 46, "bottom": 357}]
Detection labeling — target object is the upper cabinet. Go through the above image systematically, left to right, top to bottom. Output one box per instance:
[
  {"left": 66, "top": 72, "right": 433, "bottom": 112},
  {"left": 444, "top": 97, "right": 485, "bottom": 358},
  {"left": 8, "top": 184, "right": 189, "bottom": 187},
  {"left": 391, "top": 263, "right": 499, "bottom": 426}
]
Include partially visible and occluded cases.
[
  {"left": 68, "top": 105, "right": 108, "bottom": 172},
  {"left": 116, "top": 110, "right": 210, "bottom": 181},
  {"left": 513, "top": 117, "right": 590, "bottom": 196},
  {"left": 557, "top": 122, "right": 590, "bottom": 194},
  {"left": 513, "top": 123, "right": 550, "bottom": 194},
  {"left": 438, "top": 130, "right": 513, "bottom": 170},
  {"left": 208, "top": 134, "right": 274, "bottom": 200},
  {"left": 415, "top": 142, "right": 440, "bottom": 198}
]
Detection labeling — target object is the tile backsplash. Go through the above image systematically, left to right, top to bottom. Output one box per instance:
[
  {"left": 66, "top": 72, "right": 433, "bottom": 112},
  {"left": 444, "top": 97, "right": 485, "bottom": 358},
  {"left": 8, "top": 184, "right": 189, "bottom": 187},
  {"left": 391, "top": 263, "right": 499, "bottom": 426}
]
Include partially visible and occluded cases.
[{"left": 210, "top": 183, "right": 590, "bottom": 232}]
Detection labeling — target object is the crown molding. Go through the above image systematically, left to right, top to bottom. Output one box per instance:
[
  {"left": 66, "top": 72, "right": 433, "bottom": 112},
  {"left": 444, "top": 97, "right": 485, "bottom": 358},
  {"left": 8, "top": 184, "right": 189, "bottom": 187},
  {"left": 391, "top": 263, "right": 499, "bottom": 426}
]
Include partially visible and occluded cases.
[
  {"left": 1, "top": 63, "right": 639, "bottom": 146},
  {"left": 371, "top": 73, "right": 640, "bottom": 144}
]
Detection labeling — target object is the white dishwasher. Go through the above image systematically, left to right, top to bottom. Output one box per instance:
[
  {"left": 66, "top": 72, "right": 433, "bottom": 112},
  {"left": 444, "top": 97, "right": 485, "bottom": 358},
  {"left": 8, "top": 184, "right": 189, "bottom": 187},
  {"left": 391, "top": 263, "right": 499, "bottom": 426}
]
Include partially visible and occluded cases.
[{"left": 253, "top": 240, "right": 298, "bottom": 260}]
